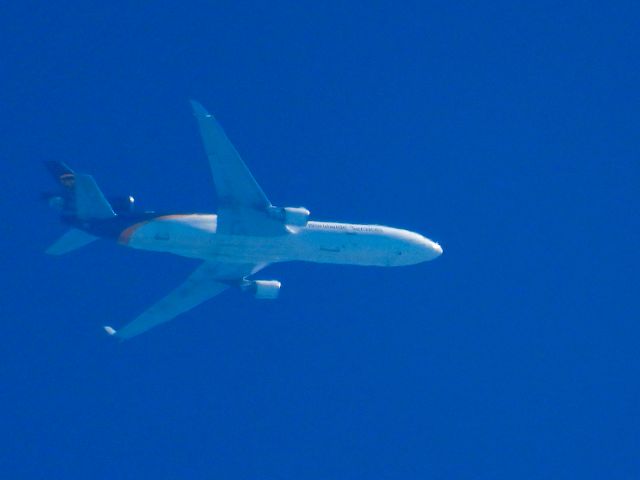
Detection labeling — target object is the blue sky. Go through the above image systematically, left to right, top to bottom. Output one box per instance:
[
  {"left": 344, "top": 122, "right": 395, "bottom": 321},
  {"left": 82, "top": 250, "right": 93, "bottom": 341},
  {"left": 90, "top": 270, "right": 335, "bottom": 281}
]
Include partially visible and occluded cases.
[{"left": 1, "top": 2, "right": 638, "bottom": 478}]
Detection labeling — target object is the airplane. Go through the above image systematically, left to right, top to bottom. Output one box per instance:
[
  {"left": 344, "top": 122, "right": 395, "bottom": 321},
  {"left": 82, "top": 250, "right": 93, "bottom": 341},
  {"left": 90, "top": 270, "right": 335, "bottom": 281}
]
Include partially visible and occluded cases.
[{"left": 43, "top": 101, "right": 443, "bottom": 340}]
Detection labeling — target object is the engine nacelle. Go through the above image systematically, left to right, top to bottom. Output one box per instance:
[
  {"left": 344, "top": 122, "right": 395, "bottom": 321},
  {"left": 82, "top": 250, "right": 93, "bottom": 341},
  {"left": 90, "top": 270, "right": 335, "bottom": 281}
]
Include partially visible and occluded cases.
[
  {"left": 46, "top": 195, "right": 65, "bottom": 211},
  {"left": 109, "top": 195, "right": 136, "bottom": 214},
  {"left": 268, "top": 206, "right": 310, "bottom": 227},
  {"left": 248, "top": 280, "right": 281, "bottom": 299}
]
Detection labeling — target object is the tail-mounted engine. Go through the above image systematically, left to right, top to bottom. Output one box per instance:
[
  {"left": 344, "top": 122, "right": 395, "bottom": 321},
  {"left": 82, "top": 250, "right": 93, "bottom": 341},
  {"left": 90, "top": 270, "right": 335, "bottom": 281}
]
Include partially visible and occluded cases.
[
  {"left": 109, "top": 195, "right": 136, "bottom": 214},
  {"left": 268, "top": 206, "right": 310, "bottom": 227},
  {"left": 243, "top": 280, "right": 281, "bottom": 299}
]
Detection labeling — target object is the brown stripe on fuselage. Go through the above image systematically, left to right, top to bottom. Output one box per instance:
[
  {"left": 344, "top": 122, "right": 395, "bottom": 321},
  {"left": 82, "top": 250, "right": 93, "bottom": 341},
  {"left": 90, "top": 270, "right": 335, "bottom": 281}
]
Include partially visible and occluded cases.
[
  {"left": 117, "top": 215, "right": 193, "bottom": 245},
  {"left": 118, "top": 221, "right": 149, "bottom": 245}
]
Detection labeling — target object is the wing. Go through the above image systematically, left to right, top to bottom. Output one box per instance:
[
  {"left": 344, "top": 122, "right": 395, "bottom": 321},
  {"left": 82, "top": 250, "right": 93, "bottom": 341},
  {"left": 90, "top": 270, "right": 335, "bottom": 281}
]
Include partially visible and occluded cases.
[
  {"left": 190, "top": 100, "right": 270, "bottom": 210},
  {"left": 190, "top": 101, "right": 286, "bottom": 236},
  {"left": 105, "top": 262, "right": 265, "bottom": 340}
]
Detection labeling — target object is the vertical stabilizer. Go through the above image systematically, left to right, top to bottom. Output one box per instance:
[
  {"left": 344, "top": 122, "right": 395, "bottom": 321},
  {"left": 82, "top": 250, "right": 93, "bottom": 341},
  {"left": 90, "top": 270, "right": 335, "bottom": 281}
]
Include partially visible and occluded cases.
[{"left": 44, "top": 162, "right": 116, "bottom": 221}]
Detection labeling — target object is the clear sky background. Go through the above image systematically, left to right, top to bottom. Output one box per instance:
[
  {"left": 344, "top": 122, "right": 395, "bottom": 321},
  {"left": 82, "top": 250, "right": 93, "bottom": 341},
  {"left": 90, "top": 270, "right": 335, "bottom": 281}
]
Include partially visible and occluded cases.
[{"left": 1, "top": 2, "right": 638, "bottom": 478}]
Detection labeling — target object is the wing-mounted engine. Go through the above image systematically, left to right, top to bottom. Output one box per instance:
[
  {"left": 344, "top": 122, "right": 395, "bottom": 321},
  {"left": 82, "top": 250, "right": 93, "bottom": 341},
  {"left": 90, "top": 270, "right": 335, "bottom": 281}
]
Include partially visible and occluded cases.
[
  {"left": 109, "top": 195, "right": 136, "bottom": 214},
  {"left": 268, "top": 206, "right": 310, "bottom": 227},
  {"left": 243, "top": 279, "right": 281, "bottom": 299}
]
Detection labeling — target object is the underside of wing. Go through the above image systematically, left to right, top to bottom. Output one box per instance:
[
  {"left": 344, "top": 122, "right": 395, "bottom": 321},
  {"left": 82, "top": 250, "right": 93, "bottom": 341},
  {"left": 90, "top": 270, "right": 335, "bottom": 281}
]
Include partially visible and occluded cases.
[
  {"left": 190, "top": 100, "right": 270, "bottom": 210},
  {"left": 190, "top": 101, "right": 286, "bottom": 236},
  {"left": 107, "top": 262, "right": 265, "bottom": 340}
]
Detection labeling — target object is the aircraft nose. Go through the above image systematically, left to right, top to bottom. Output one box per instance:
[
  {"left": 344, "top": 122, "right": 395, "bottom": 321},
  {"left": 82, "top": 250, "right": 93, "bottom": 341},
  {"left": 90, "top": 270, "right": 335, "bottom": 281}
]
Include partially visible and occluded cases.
[
  {"left": 397, "top": 231, "right": 443, "bottom": 264},
  {"left": 419, "top": 237, "right": 442, "bottom": 261}
]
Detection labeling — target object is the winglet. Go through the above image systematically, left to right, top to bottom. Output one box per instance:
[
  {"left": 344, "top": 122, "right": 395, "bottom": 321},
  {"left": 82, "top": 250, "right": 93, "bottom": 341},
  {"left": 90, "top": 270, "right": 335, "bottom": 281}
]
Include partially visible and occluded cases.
[
  {"left": 189, "top": 100, "right": 211, "bottom": 118},
  {"left": 103, "top": 326, "right": 117, "bottom": 336}
]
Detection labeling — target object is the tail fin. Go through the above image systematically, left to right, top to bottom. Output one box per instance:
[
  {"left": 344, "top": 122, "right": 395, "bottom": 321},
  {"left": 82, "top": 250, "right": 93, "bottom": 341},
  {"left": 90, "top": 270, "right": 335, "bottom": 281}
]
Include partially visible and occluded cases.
[
  {"left": 44, "top": 161, "right": 75, "bottom": 187},
  {"left": 44, "top": 162, "right": 115, "bottom": 220},
  {"left": 46, "top": 228, "right": 98, "bottom": 255}
]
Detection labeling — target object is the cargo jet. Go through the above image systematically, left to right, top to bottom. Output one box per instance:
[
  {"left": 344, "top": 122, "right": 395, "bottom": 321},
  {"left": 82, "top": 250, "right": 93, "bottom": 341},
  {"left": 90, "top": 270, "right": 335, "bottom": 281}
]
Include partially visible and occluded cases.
[{"left": 44, "top": 101, "right": 442, "bottom": 340}]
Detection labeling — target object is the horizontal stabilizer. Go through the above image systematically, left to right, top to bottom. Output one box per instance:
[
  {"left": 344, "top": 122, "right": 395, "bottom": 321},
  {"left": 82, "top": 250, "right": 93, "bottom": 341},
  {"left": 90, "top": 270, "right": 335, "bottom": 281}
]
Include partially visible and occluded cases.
[
  {"left": 75, "top": 174, "right": 116, "bottom": 220},
  {"left": 46, "top": 228, "right": 98, "bottom": 255}
]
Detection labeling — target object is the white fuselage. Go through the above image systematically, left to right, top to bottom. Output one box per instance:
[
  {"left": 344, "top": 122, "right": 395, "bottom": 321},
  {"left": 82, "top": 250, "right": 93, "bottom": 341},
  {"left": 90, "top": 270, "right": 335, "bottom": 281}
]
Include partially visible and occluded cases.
[{"left": 119, "top": 214, "right": 442, "bottom": 267}]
